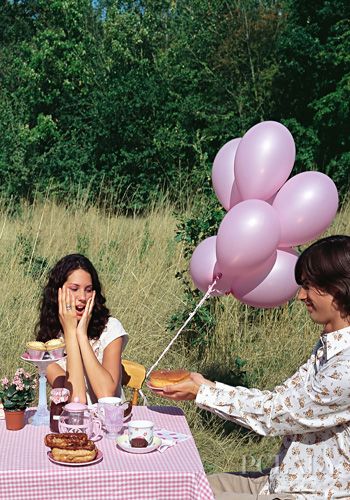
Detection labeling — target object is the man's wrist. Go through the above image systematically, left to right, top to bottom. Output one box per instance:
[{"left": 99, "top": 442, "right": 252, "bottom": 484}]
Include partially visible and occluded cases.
[{"left": 195, "top": 381, "right": 217, "bottom": 404}]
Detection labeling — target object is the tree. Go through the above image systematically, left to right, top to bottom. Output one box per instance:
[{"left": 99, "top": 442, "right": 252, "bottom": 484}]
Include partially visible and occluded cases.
[{"left": 272, "top": 0, "right": 350, "bottom": 194}]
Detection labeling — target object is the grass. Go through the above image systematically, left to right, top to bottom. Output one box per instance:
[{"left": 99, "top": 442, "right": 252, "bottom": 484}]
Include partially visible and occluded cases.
[{"left": 0, "top": 195, "right": 349, "bottom": 473}]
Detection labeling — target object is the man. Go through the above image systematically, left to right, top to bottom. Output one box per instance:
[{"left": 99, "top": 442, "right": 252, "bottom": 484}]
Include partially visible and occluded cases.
[{"left": 154, "top": 235, "right": 350, "bottom": 499}]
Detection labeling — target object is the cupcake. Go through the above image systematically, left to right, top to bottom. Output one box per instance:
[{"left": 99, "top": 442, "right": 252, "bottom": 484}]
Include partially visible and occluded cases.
[
  {"left": 26, "top": 338, "right": 65, "bottom": 360},
  {"left": 45, "top": 339, "right": 65, "bottom": 359},
  {"left": 26, "top": 341, "right": 46, "bottom": 360}
]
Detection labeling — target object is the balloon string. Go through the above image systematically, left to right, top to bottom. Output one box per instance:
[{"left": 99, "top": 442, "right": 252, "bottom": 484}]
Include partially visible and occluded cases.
[{"left": 146, "top": 275, "right": 221, "bottom": 378}]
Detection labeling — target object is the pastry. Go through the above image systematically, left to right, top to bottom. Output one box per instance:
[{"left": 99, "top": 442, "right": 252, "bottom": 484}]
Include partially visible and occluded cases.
[
  {"left": 44, "top": 338, "right": 65, "bottom": 358},
  {"left": 45, "top": 338, "right": 65, "bottom": 350},
  {"left": 26, "top": 339, "right": 65, "bottom": 360},
  {"left": 26, "top": 341, "right": 47, "bottom": 360},
  {"left": 26, "top": 341, "right": 46, "bottom": 351},
  {"left": 149, "top": 369, "right": 191, "bottom": 388},
  {"left": 45, "top": 433, "right": 98, "bottom": 463},
  {"left": 45, "top": 433, "right": 89, "bottom": 449},
  {"left": 51, "top": 447, "right": 97, "bottom": 463}
]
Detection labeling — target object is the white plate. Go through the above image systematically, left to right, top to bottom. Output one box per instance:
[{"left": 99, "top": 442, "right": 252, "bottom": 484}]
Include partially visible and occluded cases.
[
  {"left": 116, "top": 434, "right": 162, "bottom": 454},
  {"left": 47, "top": 449, "right": 103, "bottom": 466}
]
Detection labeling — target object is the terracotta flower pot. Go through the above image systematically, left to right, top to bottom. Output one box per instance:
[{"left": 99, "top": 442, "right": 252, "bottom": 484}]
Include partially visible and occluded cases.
[{"left": 4, "top": 409, "right": 25, "bottom": 430}]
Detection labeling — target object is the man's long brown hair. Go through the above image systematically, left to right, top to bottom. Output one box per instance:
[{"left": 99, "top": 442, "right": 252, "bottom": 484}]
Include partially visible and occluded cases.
[{"left": 295, "top": 235, "right": 350, "bottom": 318}]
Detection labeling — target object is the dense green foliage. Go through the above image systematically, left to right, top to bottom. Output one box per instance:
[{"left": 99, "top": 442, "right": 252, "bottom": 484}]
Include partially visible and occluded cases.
[{"left": 0, "top": 0, "right": 349, "bottom": 210}]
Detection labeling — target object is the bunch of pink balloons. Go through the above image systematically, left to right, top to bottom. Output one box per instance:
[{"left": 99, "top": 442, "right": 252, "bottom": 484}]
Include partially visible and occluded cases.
[{"left": 190, "top": 121, "right": 339, "bottom": 308}]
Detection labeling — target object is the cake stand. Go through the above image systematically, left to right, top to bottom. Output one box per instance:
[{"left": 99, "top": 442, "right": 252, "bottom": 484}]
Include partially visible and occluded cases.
[{"left": 20, "top": 354, "right": 66, "bottom": 426}]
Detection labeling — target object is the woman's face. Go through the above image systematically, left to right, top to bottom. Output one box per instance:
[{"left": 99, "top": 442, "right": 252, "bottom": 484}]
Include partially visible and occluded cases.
[{"left": 63, "top": 269, "right": 93, "bottom": 319}]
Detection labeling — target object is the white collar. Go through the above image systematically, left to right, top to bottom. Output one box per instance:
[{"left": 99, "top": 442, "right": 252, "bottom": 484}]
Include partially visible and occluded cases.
[{"left": 321, "top": 326, "right": 350, "bottom": 360}]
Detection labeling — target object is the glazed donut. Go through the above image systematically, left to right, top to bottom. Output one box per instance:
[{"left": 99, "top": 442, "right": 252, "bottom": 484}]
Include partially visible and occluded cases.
[
  {"left": 149, "top": 369, "right": 191, "bottom": 388},
  {"left": 44, "top": 433, "right": 89, "bottom": 449},
  {"left": 45, "top": 433, "right": 97, "bottom": 463}
]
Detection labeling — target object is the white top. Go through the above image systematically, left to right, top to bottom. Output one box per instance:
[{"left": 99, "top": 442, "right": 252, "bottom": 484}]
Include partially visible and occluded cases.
[
  {"left": 57, "top": 317, "right": 128, "bottom": 405},
  {"left": 196, "top": 326, "right": 350, "bottom": 499}
]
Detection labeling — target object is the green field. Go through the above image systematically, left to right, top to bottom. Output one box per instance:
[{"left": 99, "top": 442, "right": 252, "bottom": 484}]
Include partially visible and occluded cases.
[{"left": 1, "top": 196, "right": 349, "bottom": 474}]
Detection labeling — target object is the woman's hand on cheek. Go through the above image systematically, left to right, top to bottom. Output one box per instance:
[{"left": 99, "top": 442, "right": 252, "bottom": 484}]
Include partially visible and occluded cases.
[
  {"left": 58, "top": 286, "right": 78, "bottom": 334},
  {"left": 76, "top": 291, "right": 95, "bottom": 339}
]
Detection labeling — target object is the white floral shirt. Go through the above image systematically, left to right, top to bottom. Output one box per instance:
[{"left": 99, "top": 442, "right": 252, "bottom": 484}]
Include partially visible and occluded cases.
[{"left": 196, "top": 326, "right": 350, "bottom": 499}]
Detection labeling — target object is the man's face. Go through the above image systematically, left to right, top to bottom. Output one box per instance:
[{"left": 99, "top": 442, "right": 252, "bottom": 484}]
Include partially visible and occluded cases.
[{"left": 297, "top": 283, "right": 339, "bottom": 332}]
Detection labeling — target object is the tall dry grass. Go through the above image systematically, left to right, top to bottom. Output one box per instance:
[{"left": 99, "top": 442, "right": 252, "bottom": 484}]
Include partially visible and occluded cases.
[
  {"left": 0, "top": 195, "right": 349, "bottom": 474},
  {"left": 0, "top": 196, "right": 188, "bottom": 374}
]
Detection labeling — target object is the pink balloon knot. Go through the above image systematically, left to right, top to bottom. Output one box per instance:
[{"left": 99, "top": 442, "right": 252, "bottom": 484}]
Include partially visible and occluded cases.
[{"left": 215, "top": 273, "right": 223, "bottom": 280}]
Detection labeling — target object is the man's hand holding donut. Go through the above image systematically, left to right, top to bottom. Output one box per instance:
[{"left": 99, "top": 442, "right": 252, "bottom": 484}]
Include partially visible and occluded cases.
[{"left": 150, "top": 370, "right": 215, "bottom": 401}]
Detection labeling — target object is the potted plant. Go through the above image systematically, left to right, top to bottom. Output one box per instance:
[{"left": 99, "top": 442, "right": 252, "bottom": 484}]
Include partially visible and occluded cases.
[{"left": 0, "top": 368, "right": 37, "bottom": 430}]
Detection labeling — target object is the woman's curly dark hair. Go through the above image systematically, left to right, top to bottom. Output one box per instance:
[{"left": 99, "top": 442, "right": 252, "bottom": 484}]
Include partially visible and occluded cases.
[
  {"left": 295, "top": 235, "right": 350, "bottom": 319},
  {"left": 35, "top": 254, "right": 110, "bottom": 342}
]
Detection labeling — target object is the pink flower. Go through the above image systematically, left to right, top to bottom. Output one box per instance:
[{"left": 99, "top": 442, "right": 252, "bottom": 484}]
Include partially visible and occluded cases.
[{"left": 1, "top": 368, "right": 36, "bottom": 411}]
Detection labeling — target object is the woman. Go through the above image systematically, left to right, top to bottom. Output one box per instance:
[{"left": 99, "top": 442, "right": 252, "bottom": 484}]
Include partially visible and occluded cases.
[
  {"left": 154, "top": 235, "right": 350, "bottom": 499},
  {"left": 36, "top": 254, "right": 128, "bottom": 404}
]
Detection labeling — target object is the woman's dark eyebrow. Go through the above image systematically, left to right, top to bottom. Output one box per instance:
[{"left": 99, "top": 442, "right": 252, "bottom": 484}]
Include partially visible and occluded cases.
[{"left": 67, "top": 282, "right": 92, "bottom": 287}]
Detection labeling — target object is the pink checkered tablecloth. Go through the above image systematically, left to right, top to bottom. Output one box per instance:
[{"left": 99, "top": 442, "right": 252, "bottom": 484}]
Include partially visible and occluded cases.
[{"left": 0, "top": 405, "right": 214, "bottom": 500}]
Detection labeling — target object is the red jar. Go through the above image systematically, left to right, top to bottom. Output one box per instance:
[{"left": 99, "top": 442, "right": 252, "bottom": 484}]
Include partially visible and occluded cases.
[{"left": 49, "top": 388, "right": 70, "bottom": 433}]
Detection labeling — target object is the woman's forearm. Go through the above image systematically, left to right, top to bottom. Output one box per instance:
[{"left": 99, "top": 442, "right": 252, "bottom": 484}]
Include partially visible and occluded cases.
[
  {"left": 65, "top": 329, "right": 87, "bottom": 403},
  {"left": 78, "top": 337, "right": 119, "bottom": 398}
]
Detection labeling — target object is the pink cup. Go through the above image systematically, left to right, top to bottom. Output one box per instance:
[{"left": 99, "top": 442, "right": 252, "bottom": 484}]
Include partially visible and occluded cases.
[{"left": 100, "top": 404, "right": 123, "bottom": 439}]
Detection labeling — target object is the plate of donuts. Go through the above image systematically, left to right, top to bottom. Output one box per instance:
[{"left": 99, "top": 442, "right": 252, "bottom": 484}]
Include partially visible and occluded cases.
[
  {"left": 45, "top": 433, "right": 102, "bottom": 466},
  {"left": 47, "top": 449, "right": 103, "bottom": 466}
]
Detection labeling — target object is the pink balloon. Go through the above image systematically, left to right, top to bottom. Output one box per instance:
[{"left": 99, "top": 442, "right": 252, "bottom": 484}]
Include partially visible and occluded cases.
[
  {"left": 235, "top": 121, "right": 296, "bottom": 200},
  {"left": 212, "top": 138, "right": 242, "bottom": 210},
  {"left": 273, "top": 172, "right": 339, "bottom": 247},
  {"left": 266, "top": 191, "right": 278, "bottom": 205},
  {"left": 216, "top": 200, "right": 281, "bottom": 275},
  {"left": 189, "top": 236, "right": 232, "bottom": 296},
  {"left": 232, "top": 248, "right": 299, "bottom": 308},
  {"left": 230, "top": 252, "right": 276, "bottom": 297}
]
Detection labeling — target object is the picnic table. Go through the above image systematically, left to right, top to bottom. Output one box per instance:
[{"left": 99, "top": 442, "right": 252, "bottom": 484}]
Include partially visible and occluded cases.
[{"left": 0, "top": 405, "right": 214, "bottom": 500}]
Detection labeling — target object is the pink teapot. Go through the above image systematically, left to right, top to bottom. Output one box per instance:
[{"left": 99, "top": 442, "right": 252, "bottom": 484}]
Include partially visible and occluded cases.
[{"left": 58, "top": 397, "right": 102, "bottom": 441}]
